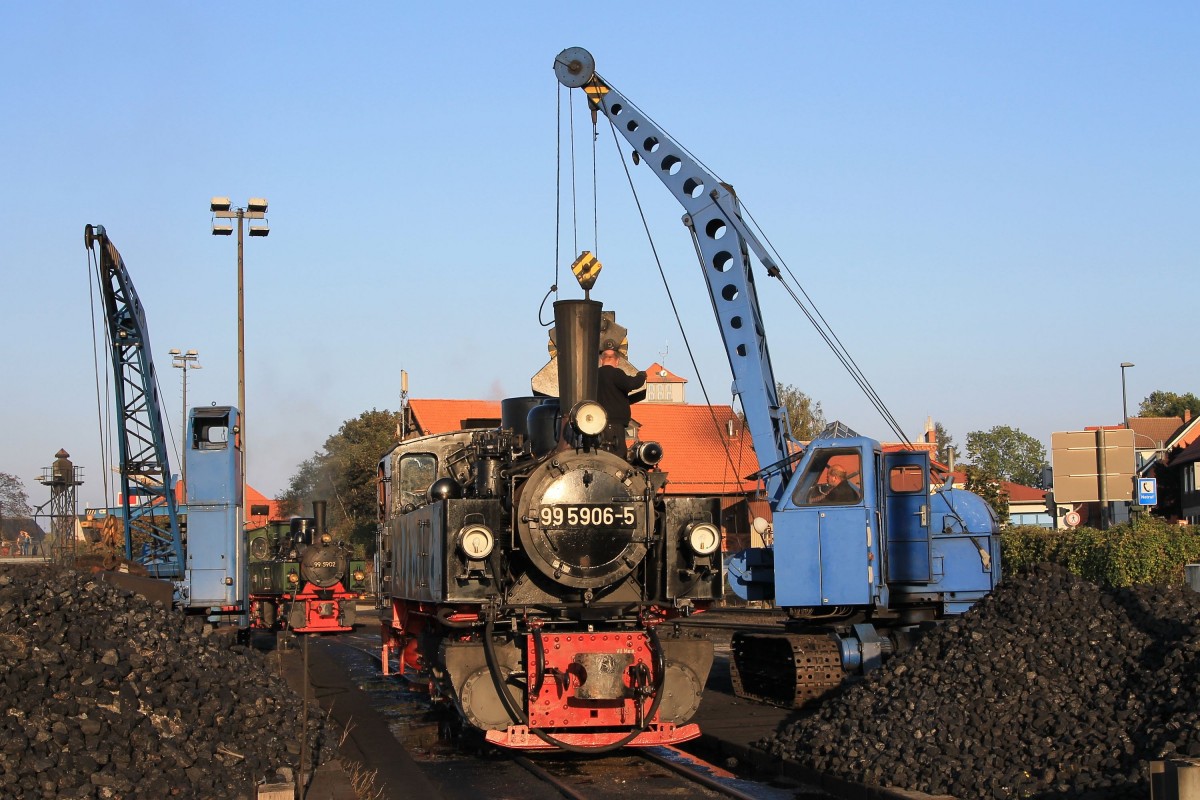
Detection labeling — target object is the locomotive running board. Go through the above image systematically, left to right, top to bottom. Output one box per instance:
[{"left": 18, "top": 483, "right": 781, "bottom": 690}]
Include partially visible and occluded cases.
[{"left": 485, "top": 722, "right": 701, "bottom": 750}]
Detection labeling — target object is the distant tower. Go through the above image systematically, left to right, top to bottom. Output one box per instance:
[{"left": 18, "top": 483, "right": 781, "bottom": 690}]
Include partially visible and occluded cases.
[{"left": 39, "top": 449, "right": 84, "bottom": 564}]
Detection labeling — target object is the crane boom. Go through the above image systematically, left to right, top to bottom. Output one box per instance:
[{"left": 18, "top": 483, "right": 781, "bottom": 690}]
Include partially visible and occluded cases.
[
  {"left": 554, "top": 48, "right": 795, "bottom": 501},
  {"left": 85, "top": 224, "right": 184, "bottom": 577}
]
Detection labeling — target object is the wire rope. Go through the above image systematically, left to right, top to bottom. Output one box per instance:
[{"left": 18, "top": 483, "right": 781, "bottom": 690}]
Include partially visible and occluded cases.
[
  {"left": 595, "top": 73, "right": 913, "bottom": 448},
  {"left": 595, "top": 101, "right": 746, "bottom": 489},
  {"left": 86, "top": 245, "right": 113, "bottom": 508}
]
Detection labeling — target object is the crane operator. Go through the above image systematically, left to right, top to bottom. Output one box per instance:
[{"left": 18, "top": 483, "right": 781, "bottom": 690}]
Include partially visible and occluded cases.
[{"left": 596, "top": 347, "right": 647, "bottom": 455}]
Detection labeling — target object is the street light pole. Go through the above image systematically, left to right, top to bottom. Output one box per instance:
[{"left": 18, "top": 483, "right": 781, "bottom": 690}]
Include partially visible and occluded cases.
[
  {"left": 210, "top": 197, "right": 269, "bottom": 537},
  {"left": 169, "top": 348, "right": 201, "bottom": 493},
  {"left": 1120, "top": 362, "right": 1135, "bottom": 429}
]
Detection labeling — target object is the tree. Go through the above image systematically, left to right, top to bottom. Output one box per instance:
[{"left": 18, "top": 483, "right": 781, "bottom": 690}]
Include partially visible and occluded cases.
[
  {"left": 777, "top": 383, "right": 826, "bottom": 440},
  {"left": 1138, "top": 390, "right": 1200, "bottom": 420},
  {"left": 279, "top": 409, "right": 401, "bottom": 556},
  {"left": 933, "top": 421, "right": 961, "bottom": 468},
  {"left": 965, "top": 425, "right": 1046, "bottom": 487},
  {"left": 963, "top": 465, "right": 1010, "bottom": 524},
  {"left": 0, "top": 472, "right": 32, "bottom": 519}
]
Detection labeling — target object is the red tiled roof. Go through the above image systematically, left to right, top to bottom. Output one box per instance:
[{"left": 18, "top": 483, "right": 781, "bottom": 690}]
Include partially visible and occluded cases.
[
  {"left": 407, "top": 397, "right": 757, "bottom": 496},
  {"left": 409, "top": 399, "right": 503, "bottom": 435},
  {"left": 631, "top": 403, "right": 757, "bottom": 495},
  {"left": 1086, "top": 417, "right": 1185, "bottom": 449},
  {"left": 1131, "top": 417, "right": 1186, "bottom": 446},
  {"left": 947, "top": 471, "right": 1045, "bottom": 502},
  {"left": 246, "top": 485, "right": 283, "bottom": 530}
]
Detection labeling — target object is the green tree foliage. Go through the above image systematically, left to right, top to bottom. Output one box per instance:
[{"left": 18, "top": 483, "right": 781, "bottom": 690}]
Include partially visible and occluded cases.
[
  {"left": 777, "top": 383, "right": 826, "bottom": 440},
  {"left": 1138, "top": 390, "right": 1200, "bottom": 419},
  {"left": 279, "top": 409, "right": 401, "bottom": 555},
  {"left": 933, "top": 421, "right": 960, "bottom": 467},
  {"left": 965, "top": 425, "right": 1047, "bottom": 487},
  {"left": 963, "top": 465, "right": 1009, "bottom": 524},
  {"left": 0, "top": 472, "right": 32, "bottom": 520}
]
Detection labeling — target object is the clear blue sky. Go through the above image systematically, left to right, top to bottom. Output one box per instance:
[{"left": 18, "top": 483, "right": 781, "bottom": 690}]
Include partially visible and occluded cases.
[{"left": 2, "top": 3, "right": 1196, "bottom": 510}]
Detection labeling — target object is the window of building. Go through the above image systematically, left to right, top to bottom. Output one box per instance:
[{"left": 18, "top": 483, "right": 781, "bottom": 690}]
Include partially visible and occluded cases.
[{"left": 1009, "top": 512, "right": 1054, "bottom": 528}]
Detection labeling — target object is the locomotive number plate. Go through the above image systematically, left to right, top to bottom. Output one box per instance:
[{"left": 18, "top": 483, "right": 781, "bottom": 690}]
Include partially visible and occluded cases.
[{"left": 538, "top": 504, "right": 636, "bottom": 528}]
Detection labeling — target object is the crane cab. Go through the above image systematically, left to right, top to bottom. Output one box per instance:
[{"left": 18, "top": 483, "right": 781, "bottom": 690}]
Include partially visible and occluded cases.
[{"left": 728, "top": 436, "right": 1000, "bottom": 621}]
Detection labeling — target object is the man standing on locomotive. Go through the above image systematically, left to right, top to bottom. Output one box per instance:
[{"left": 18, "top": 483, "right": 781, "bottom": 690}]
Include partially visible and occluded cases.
[{"left": 596, "top": 347, "right": 647, "bottom": 455}]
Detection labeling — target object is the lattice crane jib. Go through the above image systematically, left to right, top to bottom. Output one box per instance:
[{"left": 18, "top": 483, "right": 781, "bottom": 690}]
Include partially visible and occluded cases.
[{"left": 85, "top": 224, "right": 184, "bottom": 578}]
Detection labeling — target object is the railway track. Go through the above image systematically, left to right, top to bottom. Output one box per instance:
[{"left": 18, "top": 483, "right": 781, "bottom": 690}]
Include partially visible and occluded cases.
[
  {"left": 317, "top": 628, "right": 822, "bottom": 799},
  {"left": 511, "top": 747, "right": 795, "bottom": 800}
]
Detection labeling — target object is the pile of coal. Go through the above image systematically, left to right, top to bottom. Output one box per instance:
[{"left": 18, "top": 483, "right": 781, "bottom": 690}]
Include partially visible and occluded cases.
[
  {"left": 0, "top": 563, "right": 332, "bottom": 799},
  {"left": 761, "top": 563, "right": 1200, "bottom": 799}
]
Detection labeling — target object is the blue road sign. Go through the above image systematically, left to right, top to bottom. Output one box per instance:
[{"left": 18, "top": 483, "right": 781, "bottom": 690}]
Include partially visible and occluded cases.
[{"left": 1137, "top": 478, "right": 1157, "bottom": 506}]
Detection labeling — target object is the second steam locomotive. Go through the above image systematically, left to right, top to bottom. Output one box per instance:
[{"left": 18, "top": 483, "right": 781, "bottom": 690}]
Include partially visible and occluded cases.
[
  {"left": 377, "top": 297, "right": 722, "bottom": 751},
  {"left": 248, "top": 501, "right": 368, "bottom": 633}
]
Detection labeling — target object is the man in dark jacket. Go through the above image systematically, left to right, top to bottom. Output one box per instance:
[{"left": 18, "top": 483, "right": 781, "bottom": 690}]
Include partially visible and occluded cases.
[
  {"left": 597, "top": 348, "right": 647, "bottom": 455},
  {"left": 809, "top": 465, "right": 861, "bottom": 504}
]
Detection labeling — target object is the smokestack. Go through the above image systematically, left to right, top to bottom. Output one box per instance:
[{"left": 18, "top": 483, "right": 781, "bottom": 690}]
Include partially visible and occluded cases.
[
  {"left": 553, "top": 299, "right": 602, "bottom": 415},
  {"left": 312, "top": 500, "right": 328, "bottom": 537}
]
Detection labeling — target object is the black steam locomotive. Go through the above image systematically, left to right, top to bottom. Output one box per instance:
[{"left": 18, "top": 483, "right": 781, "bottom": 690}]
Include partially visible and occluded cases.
[
  {"left": 377, "top": 299, "right": 722, "bottom": 751},
  {"left": 248, "top": 501, "right": 367, "bottom": 633}
]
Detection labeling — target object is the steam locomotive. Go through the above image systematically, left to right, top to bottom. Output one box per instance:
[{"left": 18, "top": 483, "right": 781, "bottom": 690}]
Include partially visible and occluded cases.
[
  {"left": 377, "top": 299, "right": 723, "bottom": 751},
  {"left": 248, "top": 501, "right": 368, "bottom": 633}
]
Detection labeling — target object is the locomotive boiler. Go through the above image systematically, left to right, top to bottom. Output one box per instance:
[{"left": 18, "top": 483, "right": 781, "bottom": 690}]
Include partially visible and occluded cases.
[
  {"left": 377, "top": 296, "right": 722, "bottom": 752},
  {"left": 248, "top": 501, "right": 367, "bottom": 633}
]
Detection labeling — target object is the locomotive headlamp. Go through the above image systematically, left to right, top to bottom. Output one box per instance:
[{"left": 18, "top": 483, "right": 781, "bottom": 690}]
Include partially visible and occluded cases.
[
  {"left": 571, "top": 401, "right": 607, "bottom": 437},
  {"left": 630, "top": 440, "right": 663, "bottom": 468},
  {"left": 685, "top": 522, "right": 721, "bottom": 556},
  {"left": 458, "top": 524, "right": 495, "bottom": 559},
  {"left": 320, "top": 533, "right": 333, "bottom": 544},
  {"left": 352, "top": 569, "right": 366, "bottom": 582},
  {"left": 287, "top": 571, "right": 300, "bottom": 585}
]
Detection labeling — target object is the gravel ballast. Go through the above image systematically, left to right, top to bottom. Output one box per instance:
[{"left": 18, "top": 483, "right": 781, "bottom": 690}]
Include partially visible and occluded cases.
[
  {"left": 0, "top": 563, "right": 331, "bottom": 799},
  {"left": 761, "top": 563, "right": 1200, "bottom": 799}
]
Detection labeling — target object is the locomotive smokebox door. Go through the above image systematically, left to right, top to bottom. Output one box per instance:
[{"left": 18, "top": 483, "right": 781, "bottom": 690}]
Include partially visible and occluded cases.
[{"left": 518, "top": 449, "right": 651, "bottom": 590}]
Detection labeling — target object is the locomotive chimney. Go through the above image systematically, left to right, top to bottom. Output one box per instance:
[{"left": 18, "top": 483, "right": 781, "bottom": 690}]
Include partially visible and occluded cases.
[
  {"left": 553, "top": 299, "right": 602, "bottom": 415},
  {"left": 312, "top": 500, "right": 328, "bottom": 536}
]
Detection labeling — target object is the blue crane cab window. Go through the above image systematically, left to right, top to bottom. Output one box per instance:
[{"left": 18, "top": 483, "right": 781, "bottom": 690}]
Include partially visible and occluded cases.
[
  {"left": 193, "top": 417, "right": 229, "bottom": 450},
  {"left": 794, "top": 450, "right": 863, "bottom": 506},
  {"left": 398, "top": 454, "right": 437, "bottom": 512},
  {"left": 889, "top": 464, "right": 926, "bottom": 493}
]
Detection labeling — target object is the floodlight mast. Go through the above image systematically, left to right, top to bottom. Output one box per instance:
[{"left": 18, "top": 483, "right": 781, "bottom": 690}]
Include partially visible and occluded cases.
[{"left": 209, "top": 197, "right": 269, "bottom": 544}]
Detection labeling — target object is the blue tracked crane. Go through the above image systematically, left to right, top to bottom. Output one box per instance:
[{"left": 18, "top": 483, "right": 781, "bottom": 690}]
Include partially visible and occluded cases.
[{"left": 555, "top": 48, "right": 1002, "bottom": 707}]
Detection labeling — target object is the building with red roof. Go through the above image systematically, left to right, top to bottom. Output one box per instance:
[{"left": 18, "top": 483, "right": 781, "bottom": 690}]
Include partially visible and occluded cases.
[{"left": 406, "top": 396, "right": 768, "bottom": 550}]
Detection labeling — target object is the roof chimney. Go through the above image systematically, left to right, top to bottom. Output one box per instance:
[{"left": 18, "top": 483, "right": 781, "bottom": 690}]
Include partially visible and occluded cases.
[{"left": 1186, "top": 409, "right": 1193, "bottom": 423}]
